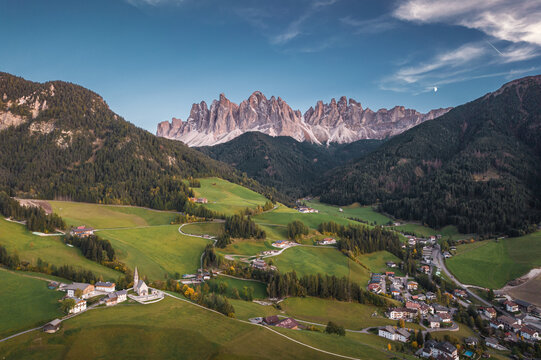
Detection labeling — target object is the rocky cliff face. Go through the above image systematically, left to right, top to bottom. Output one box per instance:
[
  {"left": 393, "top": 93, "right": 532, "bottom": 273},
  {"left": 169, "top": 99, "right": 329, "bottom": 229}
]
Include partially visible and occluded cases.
[{"left": 157, "top": 92, "right": 451, "bottom": 146}]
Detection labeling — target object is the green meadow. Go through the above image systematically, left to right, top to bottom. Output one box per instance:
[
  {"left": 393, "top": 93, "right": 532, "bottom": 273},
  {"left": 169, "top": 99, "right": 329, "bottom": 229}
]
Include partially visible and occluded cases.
[
  {"left": 193, "top": 177, "right": 269, "bottom": 215},
  {"left": 306, "top": 200, "right": 392, "bottom": 225},
  {"left": 50, "top": 201, "right": 176, "bottom": 229},
  {"left": 253, "top": 204, "right": 353, "bottom": 230},
  {"left": 0, "top": 218, "right": 120, "bottom": 280},
  {"left": 181, "top": 222, "right": 224, "bottom": 236},
  {"left": 98, "top": 225, "right": 211, "bottom": 280},
  {"left": 446, "top": 231, "right": 541, "bottom": 289},
  {"left": 273, "top": 246, "right": 371, "bottom": 284},
  {"left": 356, "top": 251, "right": 403, "bottom": 275},
  {"left": 0, "top": 270, "right": 64, "bottom": 338},
  {"left": 207, "top": 275, "right": 268, "bottom": 299},
  {"left": 0, "top": 296, "right": 401, "bottom": 360}
]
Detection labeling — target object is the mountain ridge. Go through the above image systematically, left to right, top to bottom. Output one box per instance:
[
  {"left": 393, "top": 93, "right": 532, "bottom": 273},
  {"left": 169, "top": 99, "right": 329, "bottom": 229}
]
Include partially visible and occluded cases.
[{"left": 156, "top": 91, "right": 451, "bottom": 146}]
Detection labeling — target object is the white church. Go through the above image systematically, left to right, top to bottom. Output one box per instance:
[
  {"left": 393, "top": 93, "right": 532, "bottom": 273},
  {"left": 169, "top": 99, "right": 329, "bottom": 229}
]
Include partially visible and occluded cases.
[{"left": 133, "top": 267, "right": 149, "bottom": 296}]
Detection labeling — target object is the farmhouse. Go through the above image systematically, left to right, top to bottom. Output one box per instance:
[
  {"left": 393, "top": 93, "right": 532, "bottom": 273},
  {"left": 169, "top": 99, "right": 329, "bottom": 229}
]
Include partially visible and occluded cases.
[
  {"left": 188, "top": 197, "right": 208, "bottom": 204},
  {"left": 297, "top": 206, "right": 318, "bottom": 213},
  {"left": 70, "top": 225, "right": 94, "bottom": 237},
  {"left": 318, "top": 238, "right": 337, "bottom": 245},
  {"left": 251, "top": 258, "right": 267, "bottom": 270},
  {"left": 386, "top": 261, "right": 397, "bottom": 268},
  {"left": 133, "top": 267, "right": 149, "bottom": 296},
  {"left": 95, "top": 281, "right": 116, "bottom": 293},
  {"left": 407, "top": 281, "right": 418, "bottom": 291},
  {"left": 64, "top": 283, "right": 95, "bottom": 299},
  {"left": 367, "top": 283, "right": 382, "bottom": 294},
  {"left": 453, "top": 289, "right": 467, "bottom": 298},
  {"left": 105, "top": 293, "right": 118, "bottom": 306},
  {"left": 69, "top": 297, "right": 87, "bottom": 314},
  {"left": 504, "top": 301, "right": 519, "bottom": 313},
  {"left": 484, "top": 307, "right": 497, "bottom": 319},
  {"left": 388, "top": 308, "right": 417, "bottom": 320},
  {"left": 439, "top": 312, "right": 452, "bottom": 323},
  {"left": 263, "top": 315, "right": 280, "bottom": 325},
  {"left": 427, "top": 316, "right": 441, "bottom": 328},
  {"left": 275, "top": 318, "right": 299, "bottom": 330},
  {"left": 43, "top": 319, "right": 61, "bottom": 333},
  {"left": 521, "top": 325, "right": 540, "bottom": 341},
  {"left": 378, "top": 326, "right": 411, "bottom": 342},
  {"left": 420, "top": 340, "right": 458, "bottom": 360}
]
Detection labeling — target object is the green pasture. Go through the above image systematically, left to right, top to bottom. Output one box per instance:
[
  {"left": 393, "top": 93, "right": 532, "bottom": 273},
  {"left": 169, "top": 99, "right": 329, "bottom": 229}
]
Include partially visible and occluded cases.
[
  {"left": 193, "top": 177, "right": 269, "bottom": 216},
  {"left": 307, "top": 200, "right": 392, "bottom": 225},
  {"left": 50, "top": 201, "right": 176, "bottom": 229},
  {"left": 0, "top": 219, "right": 120, "bottom": 280},
  {"left": 181, "top": 222, "right": 224, "bottom": 236},
  {"left": 98, "top": 225, "right": 211, "bottom": 280},
  {"left": 446, "top": 231, "right": 541, "bottom": 288},
  {"left": 273, "top": 246, "right": 371, "bottom": 284},
  {"left": 356, "top": 251, "right": 403, "bottom": 275},
  {"left": 0, "top": 270, "right": 64, "bottom": 338},
  {"left": 207, "top": 275, "right": 267, "bottom": 299}
]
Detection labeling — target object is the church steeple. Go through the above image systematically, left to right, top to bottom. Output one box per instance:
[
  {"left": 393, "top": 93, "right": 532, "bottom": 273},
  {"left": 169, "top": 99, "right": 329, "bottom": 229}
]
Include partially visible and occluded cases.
[{"left": 133, "top": 266, "right": 139, "bottom": 287}]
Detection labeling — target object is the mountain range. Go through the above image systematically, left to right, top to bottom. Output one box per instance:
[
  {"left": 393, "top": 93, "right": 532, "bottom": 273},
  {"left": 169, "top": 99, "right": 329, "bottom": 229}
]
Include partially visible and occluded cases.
[{"left": 156, "top": 91, "right": 450, "bottom": 146}]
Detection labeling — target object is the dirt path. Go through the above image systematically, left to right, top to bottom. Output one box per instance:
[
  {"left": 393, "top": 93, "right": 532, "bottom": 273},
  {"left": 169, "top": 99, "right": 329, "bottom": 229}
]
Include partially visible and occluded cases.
[{"left": 498, "top": 267, "right": 541, "bottom": 292}]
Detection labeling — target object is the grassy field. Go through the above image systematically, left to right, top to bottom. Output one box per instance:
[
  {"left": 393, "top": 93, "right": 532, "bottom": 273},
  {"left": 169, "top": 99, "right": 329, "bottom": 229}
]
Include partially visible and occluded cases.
[
  {"left": 193, "top": 177, "right": 269, "bottom": 216},
  {"left": 307, "top": 200, "right": 392, "bottom": 225},
  {"left": 50, "top": 201, "right": 176, "bottom": 229},
  {"left": 253, "top": 204, "right": 354, "bottom": 230},
  {"left": 0, "top": 219, "right": 120, "bottom": 280},
  {"left": 181, "top": 222, "right": 224, "bottom": 236},
  {"left": 392, "top": 224, "right": 469, "bottom": 242},
  {"left": 98, "top": 225, "right": 210, "bottom": 280},
  {"left": 446, "top": 232, "right": 541, "bottom": 289},
  {"left": 219, "top": 238, "right": 274, "bottom": 256},
  {"left": 273, "top": 246, "right": 371, "bottom": 284},
  {"left": 356, "top": 251, "right": 403, "bottom": 275},
  {"left": 0, "top": 270, "right": 64, "bottom": 338},
  {"left": 207, "top": 276, "right": 268, "bottom": 299},
  {"left": 0, "top": 295, "right": 402, "bottom": 360},
  {"left": 280, "top": 297, "right": 418, "bottom": 330}
]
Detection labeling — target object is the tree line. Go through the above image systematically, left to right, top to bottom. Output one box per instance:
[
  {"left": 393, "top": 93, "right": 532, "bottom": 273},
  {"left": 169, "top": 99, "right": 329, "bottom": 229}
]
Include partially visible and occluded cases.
[
  {"left": 0, "top": 192, "right": 65, "bottom": 233},
  {"left": 318, "top": 221, "right": 403, "bottom": 259}
]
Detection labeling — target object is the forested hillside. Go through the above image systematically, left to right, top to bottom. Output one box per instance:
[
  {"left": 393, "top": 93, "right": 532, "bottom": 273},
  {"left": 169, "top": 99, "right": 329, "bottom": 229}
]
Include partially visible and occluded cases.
[
  {"left": 0, "top": 73, "right": 279, "bottom": 211},
  {"left": 319, "top": 76, "right": 541, "bottom": 236},
  {"left": 199, "top": 132, "right": 382, "bottom": 197}
]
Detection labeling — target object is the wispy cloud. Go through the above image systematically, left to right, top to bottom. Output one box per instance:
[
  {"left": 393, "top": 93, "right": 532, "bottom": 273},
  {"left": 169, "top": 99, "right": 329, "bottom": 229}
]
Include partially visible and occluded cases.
[
  {"left": 269, "top": 0, "right": 339, "bottom": 45},
  {"left": 393, "top": 0, "right": 541, "bottom": 47},
  {"left": 340, "top": 15, "right": 396, "bottom": 34}
]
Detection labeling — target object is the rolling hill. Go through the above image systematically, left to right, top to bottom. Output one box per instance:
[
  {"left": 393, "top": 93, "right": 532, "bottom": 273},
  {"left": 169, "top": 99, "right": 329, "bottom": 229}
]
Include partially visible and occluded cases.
[
  {"left": 0, "top": 72, "right": 278, "bottom": 210},
  {"left": 319, "top": 75, "right": 541, "bottom": 236},
  {"left": 198, "top": 131, "right": 382, "bottom": 197}
]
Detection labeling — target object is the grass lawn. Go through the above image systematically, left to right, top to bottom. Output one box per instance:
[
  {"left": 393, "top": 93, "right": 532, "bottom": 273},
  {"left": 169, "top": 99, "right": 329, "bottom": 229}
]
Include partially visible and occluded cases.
[
  {"left": 193, "top": 177, "right": 269, "bottom": 216},
  {"left": 307, "top": 200, "right": 392, "bottom": 226},
  {"left": 50, "top": 201, "right": 177, "bottom": 229},
  {"left": 253, "top": 204, "right": 354, "bottom": 230},
  {"left": 0, "top": 219, "right": 120, "bottom": 280},
  {"left": 181, "top": 222, "right": 224, "bottom": 236},
  {"left": 98, "top": 225, "right": 211, "bottom": 280},
  {"left": 446, "top": 232, "right": 541, "bottom": 289},
  {"left": 218, "top": 238, "right": 274, "bottom": 256},
  {"left": 273, "top": 246, "right": 371, "bottom": 285},
  {"left": 356, "top": 251, "right": 404, "bottom": 275},
  {"left": 0, "top": 270, "right": 64, "bottom": 338},
  {"left": 207, "top": 276, "right": 268, "bottom": 299},
  {"left": 0, "top": 296, "right": 393, "bottom": 360},
  {"left": 280, "top": 297, "right": 419, "bottom": 330},
  {"left": 229, "top": 299, "right": 280, "bottom": 320},
  {"left": 431, "top": 322, "right": 477, "bottom": 342}
]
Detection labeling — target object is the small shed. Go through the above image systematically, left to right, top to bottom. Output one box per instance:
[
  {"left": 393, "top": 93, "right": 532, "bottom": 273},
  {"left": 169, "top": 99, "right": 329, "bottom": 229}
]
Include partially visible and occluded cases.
[{"left": 43, "top": 319, "right": 62, "bottom": 333}]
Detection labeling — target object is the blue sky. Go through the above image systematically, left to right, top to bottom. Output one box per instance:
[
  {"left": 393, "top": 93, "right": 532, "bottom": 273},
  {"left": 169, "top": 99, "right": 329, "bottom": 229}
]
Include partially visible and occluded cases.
[{"left": 1, "top": 0, "right": 540, "bottom": 132}]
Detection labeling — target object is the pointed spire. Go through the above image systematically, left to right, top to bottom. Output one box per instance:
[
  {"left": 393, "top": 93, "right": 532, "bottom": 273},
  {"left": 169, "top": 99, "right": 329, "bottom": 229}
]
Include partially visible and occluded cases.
[{"left": 134, "top": 266, "right": 139, "bottom": 286}]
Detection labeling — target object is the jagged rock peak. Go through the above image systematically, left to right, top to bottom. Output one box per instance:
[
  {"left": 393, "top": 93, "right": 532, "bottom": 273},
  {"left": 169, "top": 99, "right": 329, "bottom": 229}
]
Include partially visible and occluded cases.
[{"left": 156, "top": 91, "right": 452, "bottom": 147}]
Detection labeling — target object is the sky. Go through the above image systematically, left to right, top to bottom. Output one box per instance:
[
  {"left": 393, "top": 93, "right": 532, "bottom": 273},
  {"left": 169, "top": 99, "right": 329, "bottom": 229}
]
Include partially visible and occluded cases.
[{"left": 1, "top": 0, "right": 540, "bottom": 132}]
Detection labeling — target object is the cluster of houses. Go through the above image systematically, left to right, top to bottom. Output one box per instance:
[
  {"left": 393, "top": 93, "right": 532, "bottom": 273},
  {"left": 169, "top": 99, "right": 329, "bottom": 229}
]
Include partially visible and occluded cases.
[
  {"left": 188, "top": 197, "right": 208, "bottom": 204},
  {"left": 296, "top": 206, "right": 318, "bottom": 214},
  {"left": 69, "top": 225, "right": 94, "bottom": 237},
  {"left": 316, "top": 237, "right": 336, "bottom": 246},
  {"left": 271, "top": 240, "right": 298, "bottom": 249},
  {"left": 181, "top": 269, "right": 212, "bottom": 285},
  {"left": 367, "top": 271, "right": 418, "bottom": 298},
  {"left": 57, "top": 281, "right": 129, "bottom": 313},
  {"left": 484, "top": 299, "right": 541, "bottom": 344},
  {"left": 388, "top": 302, "right": 454, "bottom": 329},
  {"left": 378, "top": 325, "right": 412, "bottom": 342},
  {"left": 418, "top": 340, "right": 459, "bottom": 360}
]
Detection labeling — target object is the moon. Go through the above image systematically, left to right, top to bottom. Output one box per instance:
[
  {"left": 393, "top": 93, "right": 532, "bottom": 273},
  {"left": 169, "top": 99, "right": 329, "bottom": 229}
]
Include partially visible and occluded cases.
[{"left": 433, "top": 86, "right": 438, "bottom": 92}]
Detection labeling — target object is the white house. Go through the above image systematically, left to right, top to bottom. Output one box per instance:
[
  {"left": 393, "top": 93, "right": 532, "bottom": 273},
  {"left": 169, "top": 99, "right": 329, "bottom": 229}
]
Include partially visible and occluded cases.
[
  {"left": 407, "top": 281, "right": 418, "bottom": 291},
  {"left": 95, "top": 282, "right": 116, "bottom": 293},
  {"left": 65, "top": 283, "right": 95, "bottom": 299},
  {"left": 115, "top": 290, "right": 127, "bottom": 303},
  {"left": 69, "top": 297, "right": 87, "bottom": 314},
  {"left": 504, "top": 301, "right": 519, "bottom": 313},
  {"left": 378, "top": 326, "right": 411, "bottom": 343},
  {"left": 521, "top": 326, "right": 540, "bottom": 341}
]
